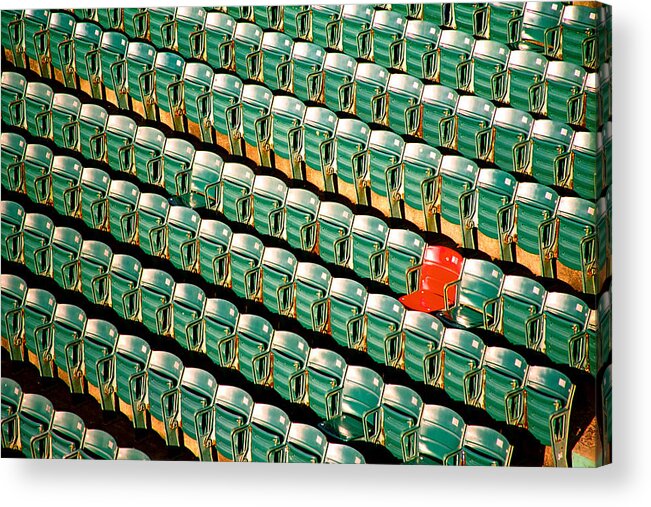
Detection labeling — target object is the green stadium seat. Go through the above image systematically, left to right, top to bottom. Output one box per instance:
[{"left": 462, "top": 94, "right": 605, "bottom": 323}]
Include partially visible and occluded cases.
[
  {"left": 443, "top": 2, "right": 484, "bottom": 33},
  {"left": 520, "top": 2, "right": 563, "bottom": 52},
  {"left": 482, "top": 3, "right": 524, "bottom": 45},
  {"left": 341, "top": 4, "right": 373, "bottom": 59},
  {"left": 282, "top": 5, "right": 312, "bottom": 40},
  {"left": 311, "top": 5, "right": 343, "bottom": 50},
  {"left": 546, "top": 5, "right": 606, "bottom": 71},
  {"left": 228, "top": 6, "right": 254, "bottom": 22},
  {"left": 253, "top": 6, "right": 283, "bottom": 31},
  {"left": 146, "top": 7, "right": 177, "bottom": 50},
  {"left": 175, "top": 7, "right": 207, "bottom": 60},
  {"left": 98, "top": 8, "right": 124, "bottom": 29},
  {"left": 122, "top": 8, "right": 149, "bottom": 40},
  {"left": 74, "top": 9, "right": 98, "bottom": 22},
  {"left": 369, "top": 9, "right": 406, "bottom": 70},
  {"left": 2, "top": 10, "right": 25, "bottom": 69},
  {"left": 204, "top": 11, "right": 237, "bottom": 72},
  {"left": 47, "top": 12, "right": 77, "bottom": 88},
  {"left": 404, "top": 19, "right": 441, "bottom": 81},
  {"left": 72, "top": 22, "right": 104, "bottom": 98},
  {"left": 233, "top": 22, "right": 263, "bottom": 81},
  {"left": 437, "top": 30, "right": 474, "bottom": 90},
  {"left": 97, "top": 31, "right": 129, "bottom": 108},
  {"left": 257, "top": 31, "right": 293, "bottom": 91},
  {"left": 124, "top": 41, "right": 157, "bottom": 119},
  {"left": 462, "top": 41, "right": 509, "bottom": 101},
  {"left": 291, "top": 42, "right": 327, "bottom": 102},
  {"left": 494, "top": 50, "right": 547, "bottom": 113},
  {"left": 153, "top": 51, "right": 186, "bottom": 131},
  {"left": 322, "top": 52, "right": 357, "bottom": 113},
  {"left": 543, "top": 61, "right": 587, "bottom": 126},
  {"left": 182, "top": 62, "right": 214, "bottom": 142},
  {"left": 352, "top": 62, "right": 389, "bottom": 126},
  {"left": 584, "top": 64, "right": 609, "bottom": 132},
  {"left": 1, "top": 71, "right": 26, "bottom": 128},
  {"left": 210, "top": 72, "right": 244, "bottom": 153},
  {"left": 386, "top": 74, "right": 424, "bottom": 138},
  {"left": 24, "top": 81, "right": 54, "bottom": 139},
  {"left": 239, "top": 84, "right": 274, "bottom": 165},
  {"left": 421, "top": 84, "right": 459, "bottom": 150},
  {"left": 51, "top": 93, "right": 81, "bottom": 151},
  {"left": 267, "top": 96, "right": 306, "bottom": 179},
  {"left": 447, "top": 96, "right": 496, "bottom": 159},
  {"left": 78, "top": 104, "right": 109, "bottom": 162},
  {"left": 302, "top": 106, "right": 338, "bottom": 189},
  {"left": 476, "top": 108, "right": 534, "bottom": 175},
  {"left": 105, "top": 115, "right": 137, "bottom": 175},
  {"left": 330, "top": 118, "right": 372, "bottom": 203},
  {"left": 367, "top": 130, "right": 405, "bottom": 216},
  {"left": 571, "top": 131, "right": 607, "bottom": 201},
  {"left": 1, "top": 132, "right": 27, "bottom": 194},
  {"left": 401, "top": 142, "right": 443, "bottom": 231},
  {"left": 186, "top": 150, "right": 223, "bottom": 211},
  {"left": 50, "top": 156, "right": 82, "bottom": 219},
  {"left": 437, "top": 156, "right": 479, "bottom": 247},
  {"left": 79, "top": 167, "right": 110, "bottom": 232},
  {"left": 469, "top": 168, "right": 517, "bottom": 257},
  {"left": 107, "top": 179, "right": 139, "bottom": 244},
  {"left": 502, "top": 182, "right": 558, "bottom": 274},
  {"left": 285, "top": 188, "right": 320, "bottom": 253},
  {"left": 136, "top": 192, "right": 170, "bottom": 258},
  {"left": 551, "top": 197, "right": 608, "bottom": 295},
  {"left": 1, "top": 200, "right": 25, "bottom": 264},
  {"left": 316, "top": 201, "right": 353, "bottom": 266},
  {"left": 167, "top": 206, "right": 201, "bottom": 273},
  {"left": 22, "top": 212, "right": 54, "bottom": 277},
  {"left": 197, "top": 219, "right": 232, "bottom": 287},
  {"left": 50, "top": 227, "right": 82, "bottom": 291},
  {"left": 386, "top": 229, "right": 425, "bottom": 295},
  {"left": 229, "top": 233, "right": 263, "bottom": 301},
  {"left": 79, "top": 240, "right": 112, "bottom": 306},
  {"left": 261, "top": 248, "right": 297, "bottom": 316},
  {"left": 109, "top": 254, "right": 142, "bottom": 321},
  {"left": 443, "top": 259, "right": 504, "bottom": 329},
  {"left": 294, "top": 262, "right": 331, "bottom": 333},
  {"left": 139, "top": 268, "right": 175, "bottom": 338},
  {"left": 1, "top": 274, "right": 27, "bottom": 361},
  {"left": 328, "top": 277, "right": 368, "bottom": 350},
  {"left": 171, "top": 283, "right": 206, "bottom": 352},
  {"left": 597, "top": 290, "right": 612, "bottom": 374},
  {"left": 531, "top": 292, "right": 593, "bottom": 371},
  {"left": 365, "top": 294, "right": 406, "bottom": 367},
  {"left": 204, "top": 298, "right": 238, "bottom": 369},
  {"left": 52, "top": 304, "right": 86, "bottom": 394},
  {"left": 403, "top": 310, "right": 444, "bottom": 386},
  {"left": 235, "top": 314, "right": 273, "bottom": 386},
  {"left": 83, "top": 319, "right": 118, "bottom": 410},
  {"left": 441, "top": 329, "right": 485, "bottom": 403},
  {"left": 271, "top": 331, "right": 309, "bottom": 403},
  {"left": 115, "top": 333, "right": 150, "bottom": 429},
  {"left": 480, "top": 347, "right": 527, "bottom": 422},
  {"left": 306, "top": 348, "right": 347, "bottom": 420},
  {"left": 146, "top": 350, "right": 183, "bottom": 446},
  {"left": 319, "top": 365, "right": 383, "bottom": 444},
  {"left": 523, "top": 366, "right": 574, "bottom": 467},
  {"left": 180, "top": 367, "right": 217, "bottom": 461},
  {"left": 1, "top": 378, "right": 23, "bottom": 450},
  {"left": 381, "top": 384, "right": 423, "bottom": 462},
  {"left": 214, "top": 385, "right": 253, "bottom": 462},
  {"left": 18, "top": 393, "right": 54, "bottom": 458},
  {"left": 250, "top": 403, "right": 290, "bottom": 462},
  {"left": 415, "top": 404, "right": 464, "bottom": 465},
  {"left": 50, "top": 411, "right": 85, "bottom": 459},
  {"left": 286, "top": 423, "right": 328, "bottom": 463},
  {"left": 462, "top": 425, "right": 512, "bottom": 466},
  {"left": 79, "top": 429, "right": 119, "bottom": 459},
  {"left": 325, "top": 443, "right": 366, "bottom": 464},
  {"left": 117, "top": 448, "right": 150, "bottom": 460}
]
